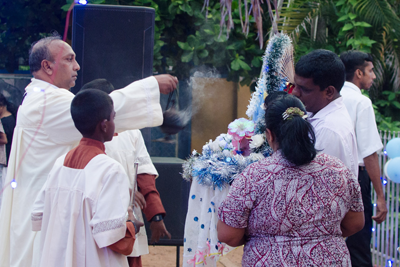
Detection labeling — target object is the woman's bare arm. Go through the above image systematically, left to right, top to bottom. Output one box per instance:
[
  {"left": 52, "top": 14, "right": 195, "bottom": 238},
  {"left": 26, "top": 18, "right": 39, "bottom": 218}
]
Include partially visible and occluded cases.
[
  {"left": 341, "top": 210, "right": 365, "bottom": 237},
  {"left": 217, "top": 220, "right": 246, "bottom": 247}
]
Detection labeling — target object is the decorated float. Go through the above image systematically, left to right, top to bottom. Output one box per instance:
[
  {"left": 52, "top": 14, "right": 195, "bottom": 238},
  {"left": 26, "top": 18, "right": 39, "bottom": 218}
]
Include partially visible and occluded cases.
[{"left": 181, "top": 33, "right": 295, "bottom": 266}]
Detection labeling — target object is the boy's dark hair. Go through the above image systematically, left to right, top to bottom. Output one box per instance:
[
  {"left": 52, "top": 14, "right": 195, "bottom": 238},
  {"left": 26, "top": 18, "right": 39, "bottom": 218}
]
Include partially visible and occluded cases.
[
  {"left": 29, "top": 33, "right": 62, "bottom": 73},
  {"left": 295, "top": 49, "right": 345, "bottom": 92},
  {"left": 340, "top": 51, "right": 373, "bottom": 81},
  {"left": 80, "top": 79, "right": 115, "bottom": 94},
  {"left": 71, "top": 89, "right": 113, "bottom": 136},
  {"left": 265, "top": 94, "right": 316, "bottom": 166}
]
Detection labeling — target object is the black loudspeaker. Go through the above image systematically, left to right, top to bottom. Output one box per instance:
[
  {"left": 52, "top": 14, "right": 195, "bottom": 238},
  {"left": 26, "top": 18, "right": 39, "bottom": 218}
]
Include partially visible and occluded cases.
[
  {"left": 71, "top": 4, "right": 155, "bottom": 94},
  {"left": 144, "top": 157, "right": 191, "bottom": 246}
]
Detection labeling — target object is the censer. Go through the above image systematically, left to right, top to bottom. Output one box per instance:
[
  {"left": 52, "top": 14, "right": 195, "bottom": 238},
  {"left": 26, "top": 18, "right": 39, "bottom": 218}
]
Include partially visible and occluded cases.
[{"left": 155, "top": 90, "right": 188, "bottom": 143}]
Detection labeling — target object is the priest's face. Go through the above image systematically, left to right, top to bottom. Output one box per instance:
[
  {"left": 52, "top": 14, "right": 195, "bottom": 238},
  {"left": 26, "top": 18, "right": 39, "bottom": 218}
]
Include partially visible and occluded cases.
[
  {"left": 47, "top": 40, "right": 80, "bottom": 89},
  {"left": 105, "top": 108, "right": 116, "bottom": 142}
]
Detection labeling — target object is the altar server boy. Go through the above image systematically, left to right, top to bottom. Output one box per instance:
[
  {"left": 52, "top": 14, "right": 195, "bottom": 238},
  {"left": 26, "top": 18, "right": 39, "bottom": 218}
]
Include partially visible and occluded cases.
[{"left": 31, "top": 89, "right": 142, "bottom": 267}]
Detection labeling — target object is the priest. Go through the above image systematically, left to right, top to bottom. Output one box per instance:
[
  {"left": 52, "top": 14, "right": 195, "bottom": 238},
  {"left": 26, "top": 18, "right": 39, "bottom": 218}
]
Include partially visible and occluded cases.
[{"left": 0, "top": 34, "right": 177, "bottom": 267}]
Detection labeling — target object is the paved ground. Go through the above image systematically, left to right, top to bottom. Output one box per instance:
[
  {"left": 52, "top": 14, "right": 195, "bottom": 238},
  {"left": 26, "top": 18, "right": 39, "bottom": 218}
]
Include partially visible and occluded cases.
[{"left": 142, "top": 245, "right": 243, "bottom": 267}]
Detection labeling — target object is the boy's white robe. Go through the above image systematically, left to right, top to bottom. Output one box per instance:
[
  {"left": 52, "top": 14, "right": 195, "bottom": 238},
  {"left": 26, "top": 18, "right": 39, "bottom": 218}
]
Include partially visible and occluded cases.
[
  {"left": 0, "top": 77, "right": 162, "bottom": 267},
  {"left": 32, "top": 154, "right": 131, "bottom": 267}
]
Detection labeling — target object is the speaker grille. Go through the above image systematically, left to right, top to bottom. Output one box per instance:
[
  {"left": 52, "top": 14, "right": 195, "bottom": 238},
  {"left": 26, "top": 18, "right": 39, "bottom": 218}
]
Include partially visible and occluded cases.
[{"left": 71, "top": 4, "right": 155, "bottom": 93}]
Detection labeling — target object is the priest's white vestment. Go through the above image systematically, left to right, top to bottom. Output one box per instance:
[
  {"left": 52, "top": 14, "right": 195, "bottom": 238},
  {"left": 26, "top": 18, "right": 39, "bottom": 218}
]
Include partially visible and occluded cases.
[
  {"left": 0, "top": 77, "right": 162, "bottom": 267},
  {"left": 31, "top": 154, "right": 131, "bottom": 267}
]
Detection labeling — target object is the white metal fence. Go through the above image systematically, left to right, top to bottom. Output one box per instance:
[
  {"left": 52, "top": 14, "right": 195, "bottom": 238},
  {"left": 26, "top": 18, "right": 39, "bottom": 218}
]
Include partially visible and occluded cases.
[{"left": 373, "top": 131, "right": 400, "bottom": 267}]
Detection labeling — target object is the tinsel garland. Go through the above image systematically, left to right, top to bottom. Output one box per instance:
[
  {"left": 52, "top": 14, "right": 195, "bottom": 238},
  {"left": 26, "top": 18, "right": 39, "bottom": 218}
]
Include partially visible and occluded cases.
[
  {"left": 246, "top": 34, "right": 293, "bottom": 122},
  {"left": 182, "top": 148, "right": 265, "bottom": 189}
]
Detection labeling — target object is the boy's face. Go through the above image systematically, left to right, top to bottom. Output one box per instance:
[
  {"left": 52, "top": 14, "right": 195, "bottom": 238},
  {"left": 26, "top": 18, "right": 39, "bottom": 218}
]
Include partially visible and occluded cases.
[{"left": 105, "top": 108, "right": 116, "bottom": 142}]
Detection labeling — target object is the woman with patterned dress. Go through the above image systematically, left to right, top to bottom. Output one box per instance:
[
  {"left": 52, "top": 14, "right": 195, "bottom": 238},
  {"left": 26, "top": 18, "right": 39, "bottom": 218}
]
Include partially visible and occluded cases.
[{"left": 217, "top": 94, "right": 364, "bottom": 266}]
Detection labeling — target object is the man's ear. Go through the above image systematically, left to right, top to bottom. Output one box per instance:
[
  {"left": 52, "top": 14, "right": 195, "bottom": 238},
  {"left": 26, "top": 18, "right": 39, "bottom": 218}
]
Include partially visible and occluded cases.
[
  {"left": 41, "top": 60, "right": 53, "bottom": 75},
  {"left": 355, "top": 69, "right": 363, "bottom": 79},
  {"left": 324, "top": 85, "right": 337, "bottom": 100}
]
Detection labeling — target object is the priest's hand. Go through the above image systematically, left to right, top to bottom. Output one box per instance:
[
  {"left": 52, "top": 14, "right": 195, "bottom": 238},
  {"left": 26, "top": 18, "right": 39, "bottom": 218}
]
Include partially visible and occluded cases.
[
  {"left": 154, "top": 74, "right": 178, "bottom": 94},
  {"left": 150, "top": 220, "right": 171, "bottom": 243}
]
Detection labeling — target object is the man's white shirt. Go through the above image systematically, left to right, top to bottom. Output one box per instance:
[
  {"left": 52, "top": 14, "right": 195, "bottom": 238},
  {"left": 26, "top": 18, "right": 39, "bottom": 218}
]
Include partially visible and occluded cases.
[
  {"left": 340, "top": 81, "right": 383, "bottom": 165},
  {"left": 307, "top": 97, "right": 359, "bottom": 177}
]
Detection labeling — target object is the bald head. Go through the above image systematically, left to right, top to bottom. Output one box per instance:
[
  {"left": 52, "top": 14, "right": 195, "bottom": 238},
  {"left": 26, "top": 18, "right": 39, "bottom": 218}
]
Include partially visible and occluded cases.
[
  {"left": 29, "top": 35, "right": 80, "bottom": 89},
  {"left": 29, "top": 35, "right": 62, "bottom": 73}
]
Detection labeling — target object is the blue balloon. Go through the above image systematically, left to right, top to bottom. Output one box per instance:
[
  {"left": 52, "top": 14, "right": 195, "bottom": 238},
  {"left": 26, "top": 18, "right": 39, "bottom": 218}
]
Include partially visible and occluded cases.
[
  {"left": 386, "top": 138, "right": 400, "bottom": 159},
  {"left": 386, "top": 158, "right": 400, "bottom": 183}
]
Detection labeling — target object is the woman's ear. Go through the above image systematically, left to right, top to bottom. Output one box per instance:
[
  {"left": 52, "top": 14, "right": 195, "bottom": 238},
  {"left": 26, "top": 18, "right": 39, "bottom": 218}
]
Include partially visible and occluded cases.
[{"left": 266, "top": 128, "right": 273, "bottom": 145}]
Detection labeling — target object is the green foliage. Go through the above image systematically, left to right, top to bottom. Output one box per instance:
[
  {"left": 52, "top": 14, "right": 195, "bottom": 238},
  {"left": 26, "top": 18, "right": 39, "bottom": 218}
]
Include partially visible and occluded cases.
[
  {"left": 0, "top": 0, "right": 65, "bottom": 73},
  {"left": 97, "top": 0, "right": 268, "bottom": 85},
  {"left": 336, "top": 0, "right": 376, "bottom": 53},
  {"left": 363, "top": 90, "right": 400, "bottom": 131}
]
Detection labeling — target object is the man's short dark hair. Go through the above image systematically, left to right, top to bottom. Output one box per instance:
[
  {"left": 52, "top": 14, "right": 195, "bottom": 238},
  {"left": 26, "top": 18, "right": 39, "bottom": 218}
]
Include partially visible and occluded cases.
[
  {"left": 29, "top": 33, "right": 62, "bottom": 73},
  {"left": 295, "top": 49, "right": 346, "bottom": 92},
  {"left": 340, "top": 51, "right": 373, "bottom": 81},
  {"left": 80, "top": 79, "right": 115, "bottom": 94},
  {"left": 71, "top": 89, "right": 113, "bottom": 136},
  {"left": 264, "top": 91, "right": 287, "bottom": 109}
]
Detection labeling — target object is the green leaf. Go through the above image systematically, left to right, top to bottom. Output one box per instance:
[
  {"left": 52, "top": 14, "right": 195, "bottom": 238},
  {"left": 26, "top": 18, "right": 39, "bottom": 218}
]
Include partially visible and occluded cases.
[
  {"left": 336, "top": 0, "right": 346, "bottom": 6},
  {"left": 349, "top": 0, "right": 358, "bottom": 6},
  {"left": 61, "top": 3, "right": 71, "bottom": 11},
  {"left": 168, "top": 4, "right": 178, "bottom": 15},
  {"left": 348, "top": 13, "right": 357, "bottom": 20},
  {"left": 337, "top": 15, "right": 349, "bottom": 22},
  {"left": 354, "top": 21, "right": 372, "bottom": 28},
  {"left": 342, "top": 23, "right": 354, "bottom": 31},
  {"left": 203, "top": 29, "right": 214, "bottom": 35},
  {"left": 214, "top": 34, "right": 227, "bottom": 43},
  {"left": 187, "top": 35, "right": 198, "bottom": 47},
  {"left": 346, "top": 39, "right": 355, "bottom": 47},
  {"left": 177, "top": 41, "right": 192, "bottom": 51},
  {"left": 226, "top": 41, "right": 243, "bottom": 50},
  {"left": 197, "top": 50, "right": 209, "bottom": 58},
  {"left": 181, "top": 51, "right": 193, "bottom": 62},
  {"left": 193, "top": 54, "right": 200, "bottom": 65},
  {"left": 251, "top": 57, "right": 261, "bottom": 67},
  {"left": 231, "top": 58, "right": 241, "bottom": 70},
  {"left": 239, "top": 60, "right": 251, "bottom": 70},
  {"left": 388, "top": 92, "right": 396, "bottom": 101},
  {"left": 392, "top": 101, "right": 400, "bottom": 109}
]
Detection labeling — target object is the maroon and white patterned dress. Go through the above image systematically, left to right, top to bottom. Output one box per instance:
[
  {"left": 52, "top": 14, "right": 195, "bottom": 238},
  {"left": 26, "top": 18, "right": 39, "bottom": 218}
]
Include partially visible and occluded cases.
[{"left": 218, "top": 150, "right": 364, "bottom": 267}]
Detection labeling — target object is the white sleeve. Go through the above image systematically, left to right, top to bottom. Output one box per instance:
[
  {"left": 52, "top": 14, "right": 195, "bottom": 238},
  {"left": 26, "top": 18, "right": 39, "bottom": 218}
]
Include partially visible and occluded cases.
[
  {"left": 42, "top": 76, "right": 163, "bottom": 145},
  {"left": 111, "top": 76, "right": 163, "bottom": 132},
  {"left": 40, "top": 90, "right": 82, "bottom": 145},
  {"left": 355, "top": 102, "right": 383, "bottom": 159},
  {"left": 314, "top": 127, "right": 358, "bottom": 177},
  {"left": 133, "top": 131, "right": 158, "bottom": 177},
  {"left": 90, "top": 165, "right": 131, "bottom": 248},
  {"left": 31, "top": 180, "right": 47, "bottom": 231}
]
